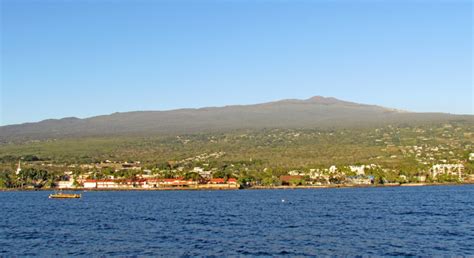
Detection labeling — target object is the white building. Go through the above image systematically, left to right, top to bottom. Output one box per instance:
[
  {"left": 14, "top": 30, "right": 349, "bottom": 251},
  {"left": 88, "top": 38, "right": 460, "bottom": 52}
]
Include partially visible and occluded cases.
[
  {"left": 469, "top": 153, "right": 474, "bottom": 161},
  {"left": 430, "top": 164, "right": 464, "bottom": 179},
  {"left": 349, "top": 165, "right": 365, "bottom": 176},
  {"left": 329, "top": 166, "right": 337, "bottom": 174},
  {"left": 192, "top": 167, "right": 204, "bottom": 173},
  {"left": 193, "top": 167, "right": 213, "bottom": 179},
  {"left": 288, "top": 170, "right": 305, "bottom": 176},
  {"left": 84, "top": 179, "right": 120, "bottom": 188},
  {"left": 57, "top": 180, "right": 74, "bottom": 189},
  {"left": 84, "top": 180, "right": 97, "bottom": 188}
]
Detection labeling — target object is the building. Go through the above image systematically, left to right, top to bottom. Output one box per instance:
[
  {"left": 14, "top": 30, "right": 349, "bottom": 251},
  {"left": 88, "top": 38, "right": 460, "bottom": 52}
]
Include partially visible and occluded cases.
[
  {"left": 469, "top": 153, "right": 474, "bottom": 161},
  {"left": 430, "top": 164, "right": 464, "bottom": 179},
  {"left": 349, "top": 165, "right": 365, "bottom": 176},
  {"left": 193, "top": 167, "right": 213, "bottom": 179},
  {"left": 144, "top": 178, "right": 197, "bottom": 188},
  {"left": 162, "top": 178, "right": 195, "bottom": 187},
  {"left": 202, "top": 178, "right": 239, "bottom": 188},
  {"left": 209, "top": 178, "right": 225, "bottom": 184},
  {"left": 227, "top": 178, "right": 238, "bottom": 185},
  {"left": 84, "top": 179, "right": 120, "bottom": 188},
  {"left": 120, "top": 179, "right": 146, "bottom": 188},
  {"left": 143, "top": 179, "right": 161, "bottom": 188},
  {"left": 57, "top": 180, "right": 75, "bottom": 189},
  {"left": 83, "top": 180, "right": 98, "bottom": 188}
]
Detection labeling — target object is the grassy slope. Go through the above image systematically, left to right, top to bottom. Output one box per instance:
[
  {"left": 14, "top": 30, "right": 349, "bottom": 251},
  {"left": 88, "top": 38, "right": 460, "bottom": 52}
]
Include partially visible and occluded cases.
[{"left": 1, "top": 120, "right": 472, "bottom": 171}]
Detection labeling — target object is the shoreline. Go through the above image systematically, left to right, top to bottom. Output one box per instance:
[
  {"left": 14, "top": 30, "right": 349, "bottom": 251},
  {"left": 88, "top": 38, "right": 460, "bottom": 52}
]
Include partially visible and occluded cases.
[{"left": 1, "top": 182, "right": 473, "bottom": 192}]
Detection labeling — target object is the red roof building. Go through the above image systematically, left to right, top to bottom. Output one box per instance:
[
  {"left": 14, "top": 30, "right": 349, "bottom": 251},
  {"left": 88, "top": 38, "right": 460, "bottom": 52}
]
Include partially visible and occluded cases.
[
  {"left": 209, "top": 178, "right": 226, "bottom": 184},
  {"left": 227, "top": 178, "right": 238, "bottom": 184}
]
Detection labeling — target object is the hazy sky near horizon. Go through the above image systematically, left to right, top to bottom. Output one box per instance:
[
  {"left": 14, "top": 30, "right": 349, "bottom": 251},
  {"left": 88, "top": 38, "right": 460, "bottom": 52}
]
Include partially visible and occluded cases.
[{"left": 1, "top": 0, "right": 472, "bottom": 125}]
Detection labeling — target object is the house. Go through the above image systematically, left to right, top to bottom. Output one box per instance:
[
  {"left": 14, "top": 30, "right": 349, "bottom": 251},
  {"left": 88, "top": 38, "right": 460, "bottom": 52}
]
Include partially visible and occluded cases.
[
  {"left": 469, "top": 153, "right": 474, "bottom": 161},
  {"left": 430, "top": 164, "right": 464, "bottom": 179},
  {"left": 329, "top": 166, "right": 337, "bottom": 174},
  {"left": 57, "top": 178, "right": 75, "bottom": 189},
  {"left": 144, "top": 178, "right": 196, "bottom": 188},
  {"left": 159, "top": 178, "right": 177, "bottom": 186},
  {"left": 160, "top": 178, "right": 188, "bottom": 187},
  {"left": 200, "top": 178, "right": 238, "bottom": 188},
  {"left": 209, "top": 178, "right": 226, "bottom": 184},
  {"left": 227, "top": 178, "right": 238, "bottom": 185},
  {"left": 84, "top": 179, "right": 120, "bottom": 188},
  {"left": 120, "top": 179, "right": 146, "bottom": 188},
  {"left": 144, "top": 179, "right": 162, "bottom": 188},
  {"left": 84, "top": 180, "right": 97, "bottom": 188},
  {"left": 96, "top": 180, "right": 120, "bottom": 188},
  {"left": 57, "top": 181, "right": 74, "bottom": 189}
]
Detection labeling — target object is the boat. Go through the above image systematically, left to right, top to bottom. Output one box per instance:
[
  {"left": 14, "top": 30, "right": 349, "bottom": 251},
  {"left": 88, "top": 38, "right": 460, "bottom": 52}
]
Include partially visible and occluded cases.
[{"left": 49, "top": 192, "right": 81, "bottom": 199}]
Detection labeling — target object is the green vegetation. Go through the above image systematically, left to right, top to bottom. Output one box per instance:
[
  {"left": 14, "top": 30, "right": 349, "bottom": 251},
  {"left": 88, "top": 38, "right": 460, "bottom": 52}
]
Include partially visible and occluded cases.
[
  {"left": 0, "top": 120, "right": 473, "bottom": 189},
  {"left": 0, "top": 168, "right": 61, "bottom": 188}
]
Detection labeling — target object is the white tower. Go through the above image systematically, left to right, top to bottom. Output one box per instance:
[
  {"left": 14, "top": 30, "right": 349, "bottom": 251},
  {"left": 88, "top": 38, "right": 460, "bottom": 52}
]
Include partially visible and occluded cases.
[{"left": 16, "top": 160, "right": 22, "bottom": 175}]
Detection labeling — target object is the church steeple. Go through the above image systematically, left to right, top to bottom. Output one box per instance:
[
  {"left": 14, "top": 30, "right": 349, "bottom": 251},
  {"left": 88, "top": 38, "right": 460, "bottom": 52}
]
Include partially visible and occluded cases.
[{"left": 16, "top": 160, "right": 21, "bottom": 175}]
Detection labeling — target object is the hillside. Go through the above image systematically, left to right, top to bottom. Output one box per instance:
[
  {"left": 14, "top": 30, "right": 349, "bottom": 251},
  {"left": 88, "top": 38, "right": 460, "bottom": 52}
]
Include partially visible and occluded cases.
[{"left": 0, "top": 96, "right": 472, "bottom": 142}]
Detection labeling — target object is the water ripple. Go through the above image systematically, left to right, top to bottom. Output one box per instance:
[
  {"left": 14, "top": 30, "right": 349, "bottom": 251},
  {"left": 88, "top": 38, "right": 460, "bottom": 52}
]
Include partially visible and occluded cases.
[{"left": 0, "top": 185, "right": 473, "bottom": 256}]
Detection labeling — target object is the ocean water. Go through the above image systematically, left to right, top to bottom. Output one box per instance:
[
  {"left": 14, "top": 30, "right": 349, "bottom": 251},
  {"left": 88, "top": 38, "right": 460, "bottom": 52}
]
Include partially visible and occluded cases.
[{"left": 1, "top": 185, "right": 473, "bottom": 256}]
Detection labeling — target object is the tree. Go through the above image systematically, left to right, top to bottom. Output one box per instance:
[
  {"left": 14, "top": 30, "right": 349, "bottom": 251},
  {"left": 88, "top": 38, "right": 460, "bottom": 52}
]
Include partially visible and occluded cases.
[
  {"left": 23, "top": 155, "right": 40, "bottom": 162},
  {"left": 213, "top": 166, "right": 234, "bottom": 179},
  {"left": 17, "top": 167, "right": 52, "bottom": 188},
  {"left": 0, "top": 170, "right": 13, "bottom": 188},
  {"left": 184, "top": 172, "right": 202, "bottom": 181},
  {"left": 436, "top": 174, "right": 460, "bottom": 183},
  {"left": 238, "top": 176, "right": 255, "bottom": 188},
  {"left": 261, "top": 176, "right": 281, "bottom": 186},
  {"left": 288, "top": 178, "right": 304, "bottom": 186}
]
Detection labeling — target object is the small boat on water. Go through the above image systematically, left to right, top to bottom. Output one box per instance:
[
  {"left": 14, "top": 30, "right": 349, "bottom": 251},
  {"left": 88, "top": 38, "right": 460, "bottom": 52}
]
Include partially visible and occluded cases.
[{"left": 49, "top": 192, "right": 81, "bottom": 199}]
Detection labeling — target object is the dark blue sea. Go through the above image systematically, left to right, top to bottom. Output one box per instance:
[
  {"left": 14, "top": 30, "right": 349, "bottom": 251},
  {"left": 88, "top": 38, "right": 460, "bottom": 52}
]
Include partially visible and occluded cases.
[{"left": 1, "top": 185, "right": 473, "bottom": 256}]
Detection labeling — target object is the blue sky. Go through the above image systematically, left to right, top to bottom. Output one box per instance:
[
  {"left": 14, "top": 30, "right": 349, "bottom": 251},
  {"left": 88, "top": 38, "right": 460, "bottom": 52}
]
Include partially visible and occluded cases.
[{"left": 1, "top": 0, "right": 472, "bottom": 125}]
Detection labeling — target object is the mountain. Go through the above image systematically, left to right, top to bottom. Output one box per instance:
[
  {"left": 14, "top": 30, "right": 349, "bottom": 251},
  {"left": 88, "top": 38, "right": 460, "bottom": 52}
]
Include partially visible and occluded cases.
[{"left": 0, "top": 96, "right": 471, "bottom": 142}]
